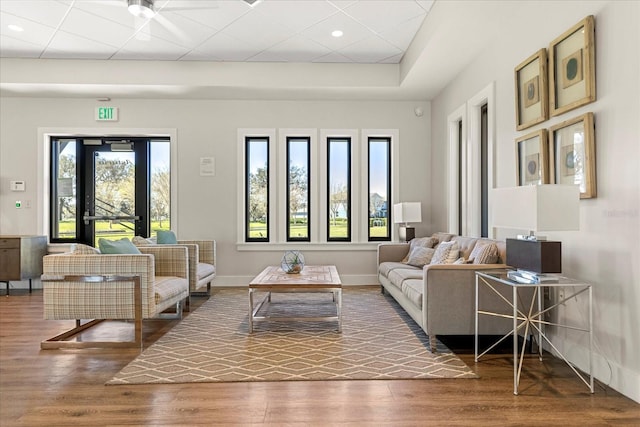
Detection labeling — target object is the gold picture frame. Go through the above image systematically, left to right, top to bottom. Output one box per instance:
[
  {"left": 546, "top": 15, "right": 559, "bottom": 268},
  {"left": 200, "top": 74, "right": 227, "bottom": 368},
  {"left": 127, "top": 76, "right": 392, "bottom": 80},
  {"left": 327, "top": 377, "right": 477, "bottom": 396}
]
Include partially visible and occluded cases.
[
  {"left": 549, "top": 15, "right": 596, "bottom": 117},
  {"left": 515, "top": 49, "right": 548, "bottom": 130},
  {"left": 548, "top": 112, "right": 596, "bottom": 199},
  {"left": 515, "top": 129, "right": 549, "bottom": 186}
]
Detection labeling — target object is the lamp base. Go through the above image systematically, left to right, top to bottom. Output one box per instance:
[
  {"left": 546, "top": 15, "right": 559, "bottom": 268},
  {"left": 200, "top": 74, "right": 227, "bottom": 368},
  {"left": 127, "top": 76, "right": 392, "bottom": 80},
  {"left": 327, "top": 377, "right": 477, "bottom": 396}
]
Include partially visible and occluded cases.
[
  {"left": 398, "top": 226, "right": 415, "bottom": 242},
  {"left": 506, "top": 238, "right": 561, "bottom": 274},
  {"left": 507, "top": 270, "right": 559, "bottom": 284}
]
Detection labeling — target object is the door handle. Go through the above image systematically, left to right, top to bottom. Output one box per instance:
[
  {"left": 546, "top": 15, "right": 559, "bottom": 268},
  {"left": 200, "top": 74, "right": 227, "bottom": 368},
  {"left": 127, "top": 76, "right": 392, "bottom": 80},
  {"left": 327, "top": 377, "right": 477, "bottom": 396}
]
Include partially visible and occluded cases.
[{"left": 83, "top": 212, "right": 140, "bottom": 225}]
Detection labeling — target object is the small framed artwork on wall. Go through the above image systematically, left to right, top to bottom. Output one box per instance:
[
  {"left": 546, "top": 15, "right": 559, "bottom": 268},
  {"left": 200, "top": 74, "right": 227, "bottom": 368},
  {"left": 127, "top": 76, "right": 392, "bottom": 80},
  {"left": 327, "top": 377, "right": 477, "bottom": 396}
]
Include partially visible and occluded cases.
[
  {"left": 549, "top": 15, "right": 596, "bottom": 117},
  {"left": 515, "top": 49, "right": 548, "bottom": 130},
  {"left": 548, "top": 112, "right": 596, "bottom": 198},
  {"left": 515, "top": 129, "right": 549, "bottom": 186}
]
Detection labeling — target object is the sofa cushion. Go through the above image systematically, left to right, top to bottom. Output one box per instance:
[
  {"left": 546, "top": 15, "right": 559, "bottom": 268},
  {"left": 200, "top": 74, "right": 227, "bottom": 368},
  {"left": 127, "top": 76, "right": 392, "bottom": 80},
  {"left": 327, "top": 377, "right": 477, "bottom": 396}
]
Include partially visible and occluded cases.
[
  {"left": 431, "top": 232, "right": 455, "bottom": 244},
  {"left": 450, "top": 236, "right": 480, "bottom": 260},
  {"left": 401, "top": 237, "right": 437, "bottom": 262},
  {"left": 98, "top": 238, "right": 141, "bottom": 255},
  {"left": 430, "top": 241, "right": 459, "bottom": 265},
  {"left": 469, "top": 242, "right": 499, "bottom": 264},
  {"left": 406, "top": 247, "right": 435, "bottom": 267},
  {"left": 197, "top": 262, "right": 216, "bottom": 280},
  {"left": 379, "top": 262, "right": 412, "bottom": 277},
  {"left": 387, "top": 268, "right": 423, "bottom": 289},
  {"left": 154, "top": 276, "right": 188, "bottom": 304},
  {"left": 401, "top": 279, "right": 423, "bottom": 309}
]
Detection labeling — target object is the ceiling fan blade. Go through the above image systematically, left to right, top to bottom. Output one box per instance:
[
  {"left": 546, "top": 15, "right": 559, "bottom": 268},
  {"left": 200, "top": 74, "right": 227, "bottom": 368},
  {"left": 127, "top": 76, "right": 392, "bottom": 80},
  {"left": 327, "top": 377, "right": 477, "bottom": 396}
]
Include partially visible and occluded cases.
[{"left": 157, "top": 0, "right": 220, "bottom": 12}]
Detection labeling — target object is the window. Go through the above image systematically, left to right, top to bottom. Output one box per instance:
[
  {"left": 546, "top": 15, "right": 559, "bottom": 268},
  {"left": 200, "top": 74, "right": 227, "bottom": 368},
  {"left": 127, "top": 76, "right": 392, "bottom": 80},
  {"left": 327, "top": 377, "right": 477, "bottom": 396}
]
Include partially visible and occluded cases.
[
  {"left": 239, "top": 129, "right": 396, "bottom": 246},
  {"left": 245, "top": 137, "right": 269, "bottom": 242},
  {"left": 286, "top": 137, "right": 310, "bottom": 241},
  {"left": 327, "top": 137, "right": 351, "bottom": 241},
  {"left": 368, "top": 137, "right": 391, "bottom": 241}
]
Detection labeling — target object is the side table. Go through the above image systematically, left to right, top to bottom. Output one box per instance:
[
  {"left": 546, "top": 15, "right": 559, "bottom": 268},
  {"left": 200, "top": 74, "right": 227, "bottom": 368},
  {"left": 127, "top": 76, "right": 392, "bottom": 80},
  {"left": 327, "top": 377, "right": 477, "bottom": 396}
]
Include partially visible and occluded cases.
[
  {"left": 0, "top": 235, "right": 47, "bottom": 295},
  {"left": 474, "top": 270, "right": 594, "bottom": 395}
]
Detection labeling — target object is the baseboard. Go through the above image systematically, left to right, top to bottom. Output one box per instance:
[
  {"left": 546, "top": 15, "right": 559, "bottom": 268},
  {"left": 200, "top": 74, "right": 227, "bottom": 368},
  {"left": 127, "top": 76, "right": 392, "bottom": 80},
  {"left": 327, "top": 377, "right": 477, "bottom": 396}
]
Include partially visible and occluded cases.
[{"left": 545, "top": 340, "right": 640, "bottom": 403}]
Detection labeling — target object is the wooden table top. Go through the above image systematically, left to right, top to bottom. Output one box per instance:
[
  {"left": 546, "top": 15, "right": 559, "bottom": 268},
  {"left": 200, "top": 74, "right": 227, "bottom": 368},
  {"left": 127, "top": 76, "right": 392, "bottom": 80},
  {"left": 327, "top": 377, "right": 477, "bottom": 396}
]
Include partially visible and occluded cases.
[{"left": 249, "top": 265, "right": 341, "bottom": 289}]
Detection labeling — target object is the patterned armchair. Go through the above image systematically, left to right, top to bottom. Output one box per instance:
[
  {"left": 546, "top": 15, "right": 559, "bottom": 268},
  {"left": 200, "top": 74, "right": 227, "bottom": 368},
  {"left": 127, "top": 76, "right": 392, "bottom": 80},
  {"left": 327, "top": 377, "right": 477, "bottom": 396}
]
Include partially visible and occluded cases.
[
  {"left": 132, "top": 236, "right": 216, "bottom": 296},
  {"left": 41, "top": 245, "right": 190, "bottom": 349}
]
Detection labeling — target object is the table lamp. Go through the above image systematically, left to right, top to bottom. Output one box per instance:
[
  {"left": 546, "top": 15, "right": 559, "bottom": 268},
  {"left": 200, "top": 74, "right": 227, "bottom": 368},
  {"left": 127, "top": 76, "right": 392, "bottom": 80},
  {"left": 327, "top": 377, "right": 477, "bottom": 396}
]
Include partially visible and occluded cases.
[
  {"left": 491, "top": 185, "right": 579, "bottom": 282},
  {"left": 393, "top": 202, "right": 422, "bottom": 242}
]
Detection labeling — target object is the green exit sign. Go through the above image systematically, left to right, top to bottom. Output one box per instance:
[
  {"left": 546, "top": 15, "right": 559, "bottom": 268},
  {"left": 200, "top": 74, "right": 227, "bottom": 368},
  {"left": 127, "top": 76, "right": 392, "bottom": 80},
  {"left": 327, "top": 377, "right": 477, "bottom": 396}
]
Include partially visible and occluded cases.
[{"left": 95, "top": 106, "right": 118, "bottom": 121}]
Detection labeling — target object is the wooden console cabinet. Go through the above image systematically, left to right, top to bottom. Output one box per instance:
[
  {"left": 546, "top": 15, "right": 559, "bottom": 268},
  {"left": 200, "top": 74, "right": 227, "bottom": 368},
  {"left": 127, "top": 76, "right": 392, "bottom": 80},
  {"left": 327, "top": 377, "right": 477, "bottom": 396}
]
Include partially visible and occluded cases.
[{"left": 0, "top": 235, "right": 47, "bottom": 294}]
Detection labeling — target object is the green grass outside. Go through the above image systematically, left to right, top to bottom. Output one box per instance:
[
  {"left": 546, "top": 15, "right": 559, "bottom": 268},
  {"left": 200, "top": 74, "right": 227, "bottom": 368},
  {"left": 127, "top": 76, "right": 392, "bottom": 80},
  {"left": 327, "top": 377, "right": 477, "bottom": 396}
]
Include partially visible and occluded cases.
[
  {"left": 248, "top": 219, "right": 389, "bottom": 239},
  {"left": 56, "top": 220, "right": 170, "bottom": 244}
]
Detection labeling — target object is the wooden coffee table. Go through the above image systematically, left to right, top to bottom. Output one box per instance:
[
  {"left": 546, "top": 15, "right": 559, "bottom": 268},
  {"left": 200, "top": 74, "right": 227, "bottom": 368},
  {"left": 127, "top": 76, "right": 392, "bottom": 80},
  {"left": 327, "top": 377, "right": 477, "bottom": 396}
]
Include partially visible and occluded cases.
[{"left": 248, "top": 265, "right": 342, "bottom": 333}]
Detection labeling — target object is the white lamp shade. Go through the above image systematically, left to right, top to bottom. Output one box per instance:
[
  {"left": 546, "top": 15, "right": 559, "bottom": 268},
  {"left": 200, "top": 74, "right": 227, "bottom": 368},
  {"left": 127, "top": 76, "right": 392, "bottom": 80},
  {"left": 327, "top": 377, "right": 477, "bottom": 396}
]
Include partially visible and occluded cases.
[
  {"left": 491, "top": 185, "right": 579, "bottom": 232},
  {"left": 393, "top": 202, "right": 422, "bottom": 224}
]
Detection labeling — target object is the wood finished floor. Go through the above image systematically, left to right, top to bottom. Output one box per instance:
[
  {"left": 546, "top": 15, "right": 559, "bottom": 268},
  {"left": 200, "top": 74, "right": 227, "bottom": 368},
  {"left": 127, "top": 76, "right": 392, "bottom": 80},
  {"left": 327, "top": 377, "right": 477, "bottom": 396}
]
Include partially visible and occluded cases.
[{"left": 1, "top": 288, "right": 638, "bottom": 426}]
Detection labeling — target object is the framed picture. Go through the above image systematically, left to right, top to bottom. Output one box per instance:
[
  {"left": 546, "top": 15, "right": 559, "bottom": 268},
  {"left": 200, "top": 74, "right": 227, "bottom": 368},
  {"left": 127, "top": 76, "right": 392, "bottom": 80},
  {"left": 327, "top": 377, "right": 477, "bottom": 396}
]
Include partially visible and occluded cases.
[
  {"left": 549, "top": 15, "right": 596, "bottom": 117},
  {"left": 515, "top": 49, "right": 548, "bottom": 130},
  {"left": 548, "top": 112, "right": 596, "bottom": 198},
  {"left": 515, "top": 129, "right": 548, "bottom": 186}
]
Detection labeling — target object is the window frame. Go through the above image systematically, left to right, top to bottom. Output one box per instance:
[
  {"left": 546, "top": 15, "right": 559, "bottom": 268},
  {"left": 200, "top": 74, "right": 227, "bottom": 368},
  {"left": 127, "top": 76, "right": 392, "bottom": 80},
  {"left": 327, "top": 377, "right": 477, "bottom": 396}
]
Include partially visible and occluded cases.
[
  {"left": 245, "top": 136, "right": 270, "bottom": 243},
  {"left": 285, "top": 136, "right": 311, "bottom": 242},
  {"left": 326, "top": 136, "right": 352, "bottom": 242},
  {"left": 367, "top": 136, "right": 392, "bottom": 242}
]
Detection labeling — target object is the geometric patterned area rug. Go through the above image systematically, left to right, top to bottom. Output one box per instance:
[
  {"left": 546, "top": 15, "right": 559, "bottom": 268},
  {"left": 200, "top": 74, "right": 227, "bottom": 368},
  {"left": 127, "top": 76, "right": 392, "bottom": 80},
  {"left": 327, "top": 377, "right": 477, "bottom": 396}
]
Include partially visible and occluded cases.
[{"left": 107, "top": 287, "right": 477, "bottom": 384}]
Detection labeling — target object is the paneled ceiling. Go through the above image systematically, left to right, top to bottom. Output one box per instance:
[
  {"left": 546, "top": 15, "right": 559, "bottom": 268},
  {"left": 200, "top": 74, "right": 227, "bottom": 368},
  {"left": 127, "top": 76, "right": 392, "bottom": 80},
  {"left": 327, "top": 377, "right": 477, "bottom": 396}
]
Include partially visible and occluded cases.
[{"left": 0, "top": 0, "right": 434, "bottom": 63}]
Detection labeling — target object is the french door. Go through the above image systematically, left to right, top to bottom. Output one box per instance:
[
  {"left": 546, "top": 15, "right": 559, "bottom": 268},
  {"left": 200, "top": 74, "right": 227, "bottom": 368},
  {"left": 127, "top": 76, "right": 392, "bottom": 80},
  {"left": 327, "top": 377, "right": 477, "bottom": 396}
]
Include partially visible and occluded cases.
[{"left": 50, "top": 136, "right": 170, "bottom": 246}]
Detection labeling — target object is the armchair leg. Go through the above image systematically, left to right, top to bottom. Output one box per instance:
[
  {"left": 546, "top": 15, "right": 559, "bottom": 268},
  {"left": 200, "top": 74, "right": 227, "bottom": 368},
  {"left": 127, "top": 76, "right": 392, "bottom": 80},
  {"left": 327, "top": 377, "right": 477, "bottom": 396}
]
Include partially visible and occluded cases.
[
  {"left": 190, "top": 282, "right": 212, "bottom": 298},
  {"left": 157, "top": 300, "right": 184, "bottom": 320}
]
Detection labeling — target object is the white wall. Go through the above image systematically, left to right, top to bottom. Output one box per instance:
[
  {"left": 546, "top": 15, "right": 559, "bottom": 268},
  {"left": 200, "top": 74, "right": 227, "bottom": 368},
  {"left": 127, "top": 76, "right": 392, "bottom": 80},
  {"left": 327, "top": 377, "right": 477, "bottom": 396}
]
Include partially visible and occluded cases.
[
  {"left": 430, "top": 1, "right": 639, "bottom": 402},
  {"left": 0, "top": 98, "right": 431, "bottom": 285}
]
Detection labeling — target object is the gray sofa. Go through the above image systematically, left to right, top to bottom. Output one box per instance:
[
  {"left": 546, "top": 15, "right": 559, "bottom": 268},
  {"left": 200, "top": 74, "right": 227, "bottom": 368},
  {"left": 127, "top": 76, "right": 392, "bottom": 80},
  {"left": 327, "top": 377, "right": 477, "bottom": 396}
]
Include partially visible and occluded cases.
[{"left": 377, "top": 232, "right": 534, "bottom": 352}]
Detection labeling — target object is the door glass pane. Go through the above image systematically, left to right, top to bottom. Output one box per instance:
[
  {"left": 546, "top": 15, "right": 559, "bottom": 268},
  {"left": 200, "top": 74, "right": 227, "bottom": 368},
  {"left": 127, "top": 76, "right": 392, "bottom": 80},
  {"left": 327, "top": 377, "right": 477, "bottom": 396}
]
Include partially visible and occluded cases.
[
  {"left": 52, "top": 140, "right": 77, "bottom": 240},
  {"left": 150, "top": 140, "right": 171, "bottom": 237},
  {"left": 94, "top": 151, "right": 136, "bottom": 243}
]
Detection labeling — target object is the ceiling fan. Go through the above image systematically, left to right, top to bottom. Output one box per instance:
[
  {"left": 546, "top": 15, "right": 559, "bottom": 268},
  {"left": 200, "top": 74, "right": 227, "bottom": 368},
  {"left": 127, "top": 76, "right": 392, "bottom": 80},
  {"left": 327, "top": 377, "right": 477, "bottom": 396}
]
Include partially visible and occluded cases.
[
  {"left": 122, "top": 0, "right": 259, "bottom": 41},
  {"left": 126, "top": 0, "right": 260, "bottom": 18}
]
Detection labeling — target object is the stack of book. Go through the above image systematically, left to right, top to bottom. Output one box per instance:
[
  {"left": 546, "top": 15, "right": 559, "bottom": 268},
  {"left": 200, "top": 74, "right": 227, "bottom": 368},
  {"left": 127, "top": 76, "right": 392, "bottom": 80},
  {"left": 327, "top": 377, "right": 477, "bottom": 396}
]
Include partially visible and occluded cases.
[{"left": 507, "top": 270, "right": 559, "bottom": 284}]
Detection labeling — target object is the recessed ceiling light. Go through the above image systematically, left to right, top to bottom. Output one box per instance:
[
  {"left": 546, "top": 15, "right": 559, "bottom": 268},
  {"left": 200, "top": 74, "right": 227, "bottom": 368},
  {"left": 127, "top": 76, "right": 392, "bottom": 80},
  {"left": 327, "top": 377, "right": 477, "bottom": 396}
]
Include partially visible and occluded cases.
[
  {"left": 8, "top": 24, "right": 24, "bottom": 32},
  {"left": 332, "top": 30, "right": 343, "bottom": 38}
]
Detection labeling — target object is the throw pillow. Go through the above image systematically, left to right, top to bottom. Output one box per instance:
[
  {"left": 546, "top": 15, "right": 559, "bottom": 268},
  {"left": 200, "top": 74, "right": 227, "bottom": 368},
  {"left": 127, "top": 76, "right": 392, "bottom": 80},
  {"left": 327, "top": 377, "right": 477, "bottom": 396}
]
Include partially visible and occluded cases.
[
  {"left": 156, "top": 230, "right": 178, "bottom": 244},
  {"left": 132, "top": 235, "right": 156, "bottom": 246},
  {"left": 402, "top": 237, "right": 438, "bottom": 263},
  {"left": 98, "top": 238, "right": 141, "bottom": 254},
  {"left": 430, "top": 241, "right": 460, "bottom": 265},
  {"left": 70, "top": 243, "right": 101, "bottom": 255},
  {"left": 469, "top": 243, "right": 499, "bottom": 264},
  {"left": 406, "top": 247, "right": 435, "bottom": 268},
  {"left": 453, "top": 257, "right": 467, "bottom": 264}
]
